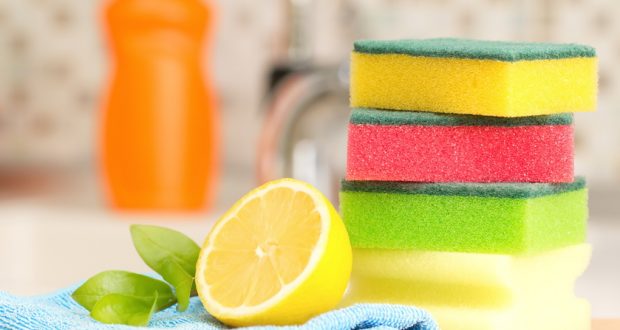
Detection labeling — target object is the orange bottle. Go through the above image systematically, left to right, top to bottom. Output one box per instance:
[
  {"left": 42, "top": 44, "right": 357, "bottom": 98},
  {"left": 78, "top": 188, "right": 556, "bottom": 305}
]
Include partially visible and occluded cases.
[{"left": 101, "top": 0, "right": 218, "bottom": 211}]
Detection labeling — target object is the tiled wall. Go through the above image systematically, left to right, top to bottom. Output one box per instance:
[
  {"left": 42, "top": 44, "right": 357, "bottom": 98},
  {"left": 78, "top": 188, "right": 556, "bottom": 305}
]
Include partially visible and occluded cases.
[
  {"left": 0, "top": 0, "right": 618, "bottom": 185},
  {"left": 0, "top": 0, "right": 102, "bottom": 166}
]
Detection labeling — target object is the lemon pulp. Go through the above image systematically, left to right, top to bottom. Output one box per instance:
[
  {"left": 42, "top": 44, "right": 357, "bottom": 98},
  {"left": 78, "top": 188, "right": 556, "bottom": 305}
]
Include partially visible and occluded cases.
[{"left": 196, "top": 179, "right": 351, "bottom": 326}]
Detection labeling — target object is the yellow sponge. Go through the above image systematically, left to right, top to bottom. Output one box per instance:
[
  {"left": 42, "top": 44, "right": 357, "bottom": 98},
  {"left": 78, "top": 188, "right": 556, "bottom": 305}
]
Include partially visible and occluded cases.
[
  {"left": 350, "top": 39, "right": 597, "bottom": 117},
  {"left": 343, "top": 244, "right": 591, "bottom": 330},
  {"left": 348, "top": 244, "right": 590, "bottom": 307},
  {"left": 344, "top": 289, "right": 589, "bottom": 330},
  {"left": 425, "top": 298, "right": 590, "bottom": 330}
]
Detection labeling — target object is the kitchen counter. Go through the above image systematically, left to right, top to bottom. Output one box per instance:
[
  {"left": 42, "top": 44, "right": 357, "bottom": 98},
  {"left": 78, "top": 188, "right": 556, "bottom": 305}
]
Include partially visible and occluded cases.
[
  {"left": 1, "top": 201, "right": 619, "bottom": 318},
  {"left": 0, "top": 202, "right": 220, "bottom": 296}
]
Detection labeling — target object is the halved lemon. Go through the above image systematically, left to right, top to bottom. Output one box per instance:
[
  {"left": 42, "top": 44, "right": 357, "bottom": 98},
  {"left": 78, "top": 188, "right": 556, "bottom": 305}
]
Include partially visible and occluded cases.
[{"left": 195, "top": 178, "right": 352, "bottom": 326}]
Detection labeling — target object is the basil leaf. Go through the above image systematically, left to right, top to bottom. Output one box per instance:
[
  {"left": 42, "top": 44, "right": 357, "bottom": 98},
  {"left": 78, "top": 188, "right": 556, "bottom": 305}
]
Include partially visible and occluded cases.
[
  {"left": 130, "top": 225, "right": 200, "bottom": 311},
  {"left": 158, "top": 261, "right": 195, "bottom": 311},
  {"left": 71, "top": 270, "right": 175, "bottom": 311},
  {"left": 90, "top": 292, "right": 158, "bottom": 326}
]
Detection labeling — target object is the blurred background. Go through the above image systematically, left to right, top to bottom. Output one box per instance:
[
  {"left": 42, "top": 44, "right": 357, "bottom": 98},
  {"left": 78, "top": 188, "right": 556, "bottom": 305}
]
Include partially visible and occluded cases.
[{"left": 0, "top": 0, "right": 618, "bottom": 318}]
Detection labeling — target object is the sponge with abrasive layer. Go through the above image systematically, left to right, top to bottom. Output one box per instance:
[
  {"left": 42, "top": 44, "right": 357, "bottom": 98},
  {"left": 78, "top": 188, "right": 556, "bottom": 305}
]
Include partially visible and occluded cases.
[
  {"left": 350, "top": 38, "right": 597, "bottom": 117},
  {"left": 346, "top": 108, "right": 574, "bottom": 183},
  {"left": 339, "top": 178, "right": 587, "bottom": 254}
]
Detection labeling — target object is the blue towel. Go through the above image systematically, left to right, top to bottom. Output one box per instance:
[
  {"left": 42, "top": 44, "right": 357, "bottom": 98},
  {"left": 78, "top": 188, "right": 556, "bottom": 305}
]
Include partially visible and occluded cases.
[{"left": 0, "top": 286, "right": 438, "bottom": 330}]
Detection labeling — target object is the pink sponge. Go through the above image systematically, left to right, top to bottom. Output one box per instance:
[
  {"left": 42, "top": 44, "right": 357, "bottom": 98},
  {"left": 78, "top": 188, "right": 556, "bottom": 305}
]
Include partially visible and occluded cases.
[{"left": 346, "top": 108, "right": 574, "bottom": 183}]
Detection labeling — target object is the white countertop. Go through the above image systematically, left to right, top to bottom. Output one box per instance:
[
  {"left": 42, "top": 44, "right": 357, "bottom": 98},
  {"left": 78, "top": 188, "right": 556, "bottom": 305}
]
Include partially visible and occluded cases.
[
  {"left": 0, "top": 201, "right": 618, "bottom": 318},
  {"left": 0, "top": 202, "right": 221, "bottom": 296}
]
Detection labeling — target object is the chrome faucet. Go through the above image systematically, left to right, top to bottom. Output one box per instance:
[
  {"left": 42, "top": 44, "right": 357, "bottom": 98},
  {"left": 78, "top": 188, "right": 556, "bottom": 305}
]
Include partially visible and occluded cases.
[{"left": 257, "top": 0, "right": 354, "bottom": 203}]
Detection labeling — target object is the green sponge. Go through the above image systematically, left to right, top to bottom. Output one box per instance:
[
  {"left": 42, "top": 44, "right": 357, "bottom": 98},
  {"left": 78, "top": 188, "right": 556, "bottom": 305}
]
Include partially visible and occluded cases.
[{"left": 339, "top": 178, "right": 587, "bottom": 254}]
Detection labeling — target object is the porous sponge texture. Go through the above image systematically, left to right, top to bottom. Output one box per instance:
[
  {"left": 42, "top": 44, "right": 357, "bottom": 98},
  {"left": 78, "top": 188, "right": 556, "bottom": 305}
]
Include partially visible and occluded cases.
[
  {"left": 350, "top": 40, "right": 597, "bottom": 117},
  {"left": 346, "top": 109, "right": 574, "bottom": 183},
  {"left": 339, "top": 179, "right": 587, "bottom": 254}
]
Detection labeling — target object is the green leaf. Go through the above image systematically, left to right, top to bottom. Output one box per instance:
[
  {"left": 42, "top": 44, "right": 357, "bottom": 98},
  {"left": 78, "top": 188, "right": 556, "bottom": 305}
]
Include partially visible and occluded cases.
[
  {"left": 130, "top": 225, "right": 200, "bottom": 311},
  {"left": 158, "top": 261, "right": 195, "bottom": 311},
  {"left": 71, "top": 270, "right": 175, "bottom": 311},
  {"left": 90, "top": 292, "right": 158, "bottom": 326}
]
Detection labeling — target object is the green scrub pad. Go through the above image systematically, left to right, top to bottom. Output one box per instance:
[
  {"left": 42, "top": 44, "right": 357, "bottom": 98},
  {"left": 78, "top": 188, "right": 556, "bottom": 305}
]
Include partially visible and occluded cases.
[
  {"left": 354, "top": 38, "right": 595, "bottom": 61},
  {"left": 350, "top": 107, "right": 573, "bottom": 127},
  {"left": 339, "top": 178, "right": 587, "bottom": 254}
]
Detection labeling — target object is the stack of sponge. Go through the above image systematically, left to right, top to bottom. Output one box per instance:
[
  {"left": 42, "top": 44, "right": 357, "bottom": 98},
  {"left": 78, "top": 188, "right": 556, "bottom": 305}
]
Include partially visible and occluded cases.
[{"left": 340, "top": 38, "right": 597, "bottom": 330}]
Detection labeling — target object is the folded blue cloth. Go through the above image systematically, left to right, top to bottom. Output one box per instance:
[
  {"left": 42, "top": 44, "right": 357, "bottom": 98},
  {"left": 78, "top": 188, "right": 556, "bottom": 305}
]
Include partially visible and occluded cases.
[{"left": 0, "top": 286, "right": 438, "bottom": 330}]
